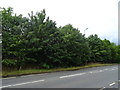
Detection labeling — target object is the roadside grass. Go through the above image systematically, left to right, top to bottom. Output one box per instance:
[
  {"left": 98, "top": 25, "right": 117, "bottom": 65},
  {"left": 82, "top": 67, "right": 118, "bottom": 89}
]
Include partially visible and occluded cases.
[{"left": 1, "top": 63, "right": 114, "bottom": 78}]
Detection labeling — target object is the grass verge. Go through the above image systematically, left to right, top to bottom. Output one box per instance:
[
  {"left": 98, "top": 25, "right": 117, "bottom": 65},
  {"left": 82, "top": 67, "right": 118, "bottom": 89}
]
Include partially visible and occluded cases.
[{"left": 1, "top": 63, "right": 114, "bottom": 78}]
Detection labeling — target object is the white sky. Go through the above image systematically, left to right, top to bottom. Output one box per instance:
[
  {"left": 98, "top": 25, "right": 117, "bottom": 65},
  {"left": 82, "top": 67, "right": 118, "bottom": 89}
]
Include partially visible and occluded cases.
[{"left": 1, "top": 0, "right": 119, "bottom": 44}]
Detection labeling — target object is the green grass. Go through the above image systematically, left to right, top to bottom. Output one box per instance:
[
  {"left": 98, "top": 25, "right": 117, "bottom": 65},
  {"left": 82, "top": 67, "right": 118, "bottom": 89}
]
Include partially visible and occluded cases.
[{"left": 1, "top": 63, "right": 114, "bottom": 78}]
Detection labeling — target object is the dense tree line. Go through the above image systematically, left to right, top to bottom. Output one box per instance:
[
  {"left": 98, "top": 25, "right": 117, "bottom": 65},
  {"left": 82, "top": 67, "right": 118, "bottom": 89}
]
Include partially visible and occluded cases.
[{"left": 1, "top": 7, "right": 120, "bottom": 70}]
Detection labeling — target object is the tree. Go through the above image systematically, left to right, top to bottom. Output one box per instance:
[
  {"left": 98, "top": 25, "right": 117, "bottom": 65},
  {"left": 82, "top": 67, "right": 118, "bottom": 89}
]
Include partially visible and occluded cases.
[
  {"left": 2, "top": 7, "right": 119, "bottom": 71},
  {"left": 59, "top": 24, "right": 91, "bottom": 66},
  {"left": 87, "top": 34, "right": 105, "bottom": 63}
]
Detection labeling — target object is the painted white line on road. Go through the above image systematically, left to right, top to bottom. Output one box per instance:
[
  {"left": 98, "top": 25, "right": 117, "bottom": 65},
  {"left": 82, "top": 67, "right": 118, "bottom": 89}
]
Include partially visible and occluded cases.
[
  {"left": 69, "top": 67, "right": 118, "bottom": 75},
  {"left": 88, "top": 68, "right": 115, "bottom": 74},
  {"left": 111, "top": 68, "right": 117, "bottom": 70},
  {"left": 103, "top": 69, "right": 108, "bottom": 71},
  {"left": 108, "top": 69, "right": 117, "bottom": 71},
  {"left": 88, "top": 70, "right": 101, "bottom": 74},
  {"left": 99, "top": 70, "right": 103, "bottom": 72},
  {"left": 89, "top": 71, "right": 93, "bottom": 74},
  {"left": 59, "top": 73, "right": 85, "bottom": 78},
  {"left": 0, "top": 79, "right": 45, "bottom": 88},
  {"left": 109, "top": 82, "right": 115, "bottom": 86},
  {"left": 99, "top": 87, "right": 106, "bottom": 90},
  {"left": 103, "top": 87, "right": 106, "bottom": 89}
]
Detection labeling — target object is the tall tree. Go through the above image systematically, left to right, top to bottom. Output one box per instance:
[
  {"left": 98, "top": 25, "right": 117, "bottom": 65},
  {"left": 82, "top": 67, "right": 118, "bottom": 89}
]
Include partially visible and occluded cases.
[{"left": 59, "top": 24, "right": 91, "bottom": 66}]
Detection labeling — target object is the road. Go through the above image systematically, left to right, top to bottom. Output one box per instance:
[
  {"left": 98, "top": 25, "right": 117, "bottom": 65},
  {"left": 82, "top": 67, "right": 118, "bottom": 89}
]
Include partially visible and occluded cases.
[{"left": 1, "top": 65, "right": 119, "bottom": 89}]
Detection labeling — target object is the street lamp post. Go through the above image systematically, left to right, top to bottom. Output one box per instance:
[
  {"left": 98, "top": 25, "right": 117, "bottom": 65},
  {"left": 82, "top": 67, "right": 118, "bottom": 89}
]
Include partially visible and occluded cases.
[{"left": 84, "top": 28, "right": 88, "bottom": 36}]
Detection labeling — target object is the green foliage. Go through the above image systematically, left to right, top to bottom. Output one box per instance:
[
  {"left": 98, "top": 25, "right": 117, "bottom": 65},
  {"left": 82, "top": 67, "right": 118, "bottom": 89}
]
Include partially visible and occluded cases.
[
  {"left": 2, "top": 7, "right": 120, "bottom": 71},
  {"left": 59, "top": 24, "right": 91, "bottom": 66},
  {"left": 87, "top": 34, "right": 104, "bottom": 62},
  {"left": 2, "top": 59, "right": 17, "bottom": 66}
]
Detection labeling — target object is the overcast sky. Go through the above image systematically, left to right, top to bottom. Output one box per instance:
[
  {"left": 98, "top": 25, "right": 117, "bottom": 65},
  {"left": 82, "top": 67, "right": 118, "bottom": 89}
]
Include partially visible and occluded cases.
[{"left": 1, "top": 0, "right": 119, "bottom": 44}]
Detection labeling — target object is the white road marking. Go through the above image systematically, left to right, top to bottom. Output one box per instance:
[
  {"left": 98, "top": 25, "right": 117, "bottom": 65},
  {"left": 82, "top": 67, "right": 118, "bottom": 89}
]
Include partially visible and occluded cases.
[
  {"left": 1, "top": 66, "right": 118, "bottom": 88},
  {"left": 88, "top": 67, "right": 118, "bottom": 74},
  {"left": 108, "top": 68, "right": 117, "bottom": 71},
  {"left": 103, "top": 69, "right": 108, "bottom": 71},
  {"left": 112, "top": 69, "right": 116, "bottom": 70},
  {"left": 88, "top": 70, "right": 100, "bottom": 74},
  {"left": 99, "top": 70, "right": 103, "bottom": 72},
  {"left": 89, "top": 71, "right": 93, "bottom": 74},
  {"left": 59, "top": 73, "right": 85, "bottom": 78},
  {"left": 0, "top": 79, "right": 45, "bottom": 88},
  {"left": 109, "top": 82, "right": 115, "bottom": 86},
  {"left": 99, "top": 87, "right": 106, "bottom": 90},
  {"left": 103, "top": 87, "right": 106, "bottom": 89}
]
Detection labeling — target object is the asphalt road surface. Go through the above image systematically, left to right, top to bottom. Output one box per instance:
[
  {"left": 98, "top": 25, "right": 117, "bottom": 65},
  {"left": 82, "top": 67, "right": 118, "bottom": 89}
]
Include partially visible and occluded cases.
[{"left": 1, "top": 65, "right": 119, "bottom": 89}]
